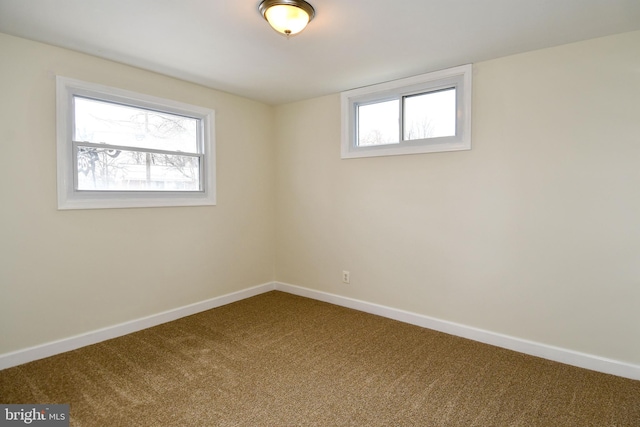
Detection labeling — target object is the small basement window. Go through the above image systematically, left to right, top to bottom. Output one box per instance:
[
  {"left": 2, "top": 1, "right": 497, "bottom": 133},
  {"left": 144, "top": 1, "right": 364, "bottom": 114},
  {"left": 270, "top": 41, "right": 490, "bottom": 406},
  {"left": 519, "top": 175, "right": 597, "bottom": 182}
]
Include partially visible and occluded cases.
[
  {"left": 341, "top": 64, "right": 472, "bottom": 159},
  {"left": 56, "top": 77, "right": 216, "bottom": 209}
]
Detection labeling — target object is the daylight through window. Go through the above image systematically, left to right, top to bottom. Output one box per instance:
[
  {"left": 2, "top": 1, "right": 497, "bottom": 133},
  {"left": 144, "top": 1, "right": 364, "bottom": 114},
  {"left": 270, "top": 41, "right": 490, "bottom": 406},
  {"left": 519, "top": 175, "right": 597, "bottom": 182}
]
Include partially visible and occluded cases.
[
  {"left": 341, "top": 64, "right": 472, "bottom": 159},
  {"left": 57, "top": 77, "right": 216, "bottom": 209},
  {"left": 74, "top": 97, "right": 202, "bottom": 192}
]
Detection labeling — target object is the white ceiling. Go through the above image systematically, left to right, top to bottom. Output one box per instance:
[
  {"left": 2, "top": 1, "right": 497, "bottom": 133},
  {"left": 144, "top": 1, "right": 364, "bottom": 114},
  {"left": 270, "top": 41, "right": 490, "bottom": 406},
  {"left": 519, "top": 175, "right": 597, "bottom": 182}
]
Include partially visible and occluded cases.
[{"left": 1, "top": 0, "right": 639, "bottom": 105}]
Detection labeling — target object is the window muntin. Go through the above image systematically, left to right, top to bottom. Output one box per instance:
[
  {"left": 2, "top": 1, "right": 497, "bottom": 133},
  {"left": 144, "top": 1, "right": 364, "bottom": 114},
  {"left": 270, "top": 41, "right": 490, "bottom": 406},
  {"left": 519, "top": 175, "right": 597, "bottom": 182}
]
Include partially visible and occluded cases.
[
  {"left": 341, "top": 64, "right": 472, "bottom": 159},
  {"left": 57, "top": 77, "right": 216, "bottom": 210}
]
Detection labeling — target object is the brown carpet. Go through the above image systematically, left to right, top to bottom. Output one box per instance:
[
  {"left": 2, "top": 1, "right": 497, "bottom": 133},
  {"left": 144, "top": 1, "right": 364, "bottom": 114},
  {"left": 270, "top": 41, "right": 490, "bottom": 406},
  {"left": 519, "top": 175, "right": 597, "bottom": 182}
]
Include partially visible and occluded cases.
[{"left": 1, "top": 291, "right": 639, "bottom": 426}]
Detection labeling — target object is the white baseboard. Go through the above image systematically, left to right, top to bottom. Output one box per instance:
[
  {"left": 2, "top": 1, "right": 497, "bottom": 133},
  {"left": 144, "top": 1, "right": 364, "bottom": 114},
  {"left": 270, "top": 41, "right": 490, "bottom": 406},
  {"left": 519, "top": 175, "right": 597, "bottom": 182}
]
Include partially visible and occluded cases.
[
  {"left": 3, "top": 281, "right": 639, "bottom": 381},
  {"left": 0, "top": 282, "right": 275, "bottom": 371},
  {"left": 274, "top": 282, "right": 640, "bottom": 381}
]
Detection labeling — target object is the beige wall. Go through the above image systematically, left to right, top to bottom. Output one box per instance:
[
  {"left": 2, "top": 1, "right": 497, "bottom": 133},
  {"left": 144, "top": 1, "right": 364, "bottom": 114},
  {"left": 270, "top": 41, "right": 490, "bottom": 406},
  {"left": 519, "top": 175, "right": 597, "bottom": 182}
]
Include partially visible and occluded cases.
[
  {"left": 2, "top": 30, "right": 639, "bottom": 368},
  {"left": 274, "top": 31, "right": 640, "bottom": 365},
  {"left": 0, "top": 33, "right": 276, "bottom": 354}
]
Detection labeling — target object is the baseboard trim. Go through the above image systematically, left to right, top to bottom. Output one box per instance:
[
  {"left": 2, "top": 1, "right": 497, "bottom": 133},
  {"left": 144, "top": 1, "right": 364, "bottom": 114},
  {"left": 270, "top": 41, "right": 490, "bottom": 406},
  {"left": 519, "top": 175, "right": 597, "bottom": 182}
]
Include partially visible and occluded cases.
[
  {"left": 3, "top": 281, "right": 639, "bottom": 381},
  {"left": 0, "top": 282, "right": 276, "bottom": 370},
  {"left": 274, "top": 282, "right": 640, "bottom": 381}
]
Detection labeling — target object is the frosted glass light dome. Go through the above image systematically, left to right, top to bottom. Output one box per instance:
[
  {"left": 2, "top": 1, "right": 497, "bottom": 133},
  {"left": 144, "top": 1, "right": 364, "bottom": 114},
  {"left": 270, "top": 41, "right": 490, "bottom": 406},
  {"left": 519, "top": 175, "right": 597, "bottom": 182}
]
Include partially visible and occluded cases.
[{"left": 259, "top": 0, "right": 315, "bottom": 36}]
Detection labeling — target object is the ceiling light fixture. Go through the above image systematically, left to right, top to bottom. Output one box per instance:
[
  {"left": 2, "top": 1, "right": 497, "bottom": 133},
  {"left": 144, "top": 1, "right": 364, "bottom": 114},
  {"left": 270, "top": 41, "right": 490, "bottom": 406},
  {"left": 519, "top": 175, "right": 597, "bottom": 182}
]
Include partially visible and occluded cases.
[{"left": 258, "top": 0, "right": 315, "bottom": 37}]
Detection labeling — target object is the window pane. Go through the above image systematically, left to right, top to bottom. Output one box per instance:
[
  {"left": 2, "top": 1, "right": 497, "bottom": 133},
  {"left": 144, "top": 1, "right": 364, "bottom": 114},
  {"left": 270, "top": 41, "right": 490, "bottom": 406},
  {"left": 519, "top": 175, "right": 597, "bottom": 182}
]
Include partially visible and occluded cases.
[
  {"left": 403, "top": 88, "right": 456, "bottom": 140},
  {"left": 74, "top": 97, "right": 199, "bottom": 153},
  {"left": 357, "top": 99, "right": 400, "bottom": 146},
  {"left": 76, "top": 146, "right": 200, "bottom": 191}
]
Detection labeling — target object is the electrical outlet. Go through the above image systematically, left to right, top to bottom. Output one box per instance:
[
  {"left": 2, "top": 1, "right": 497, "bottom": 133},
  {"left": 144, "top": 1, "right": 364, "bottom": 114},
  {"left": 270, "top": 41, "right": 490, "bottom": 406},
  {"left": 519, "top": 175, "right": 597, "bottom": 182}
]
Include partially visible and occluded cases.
[{"left": 342, "top": 270, "right": 350, "bottom": 284}]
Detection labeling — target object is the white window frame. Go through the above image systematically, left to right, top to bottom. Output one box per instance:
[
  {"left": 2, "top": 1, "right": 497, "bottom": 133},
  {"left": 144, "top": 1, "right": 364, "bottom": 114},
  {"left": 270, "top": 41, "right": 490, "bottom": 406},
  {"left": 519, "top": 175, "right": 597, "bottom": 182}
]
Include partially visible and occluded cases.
[
  {"left": 341, "top": 64, "right": 472, "bottom": 159},
  {"left": 56, "top": 76, "right": 216, "bottom": 210}
]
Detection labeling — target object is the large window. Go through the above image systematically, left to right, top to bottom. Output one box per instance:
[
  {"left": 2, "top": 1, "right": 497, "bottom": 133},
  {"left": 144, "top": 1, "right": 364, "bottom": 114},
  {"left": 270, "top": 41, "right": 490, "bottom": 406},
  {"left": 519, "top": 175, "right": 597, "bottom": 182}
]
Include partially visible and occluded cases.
[
  {"left": 341, "top": 64, "right": 472, "bottom": 159},
  {"left": 56, "top": 77, "right": 215, "bottom": 209}
]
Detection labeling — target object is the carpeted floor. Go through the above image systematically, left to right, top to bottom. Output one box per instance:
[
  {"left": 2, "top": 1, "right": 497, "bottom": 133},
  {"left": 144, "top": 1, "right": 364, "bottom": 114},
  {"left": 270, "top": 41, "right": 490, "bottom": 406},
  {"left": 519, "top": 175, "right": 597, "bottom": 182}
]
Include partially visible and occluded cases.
[{"left": 1, "top": 291, "right": 639, "bottom": 426}]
